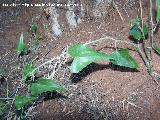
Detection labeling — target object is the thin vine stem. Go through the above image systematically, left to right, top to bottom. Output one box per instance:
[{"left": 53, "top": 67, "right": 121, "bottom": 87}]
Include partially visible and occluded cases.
[
  {"left": 139, "top": 0, "right": 152, "bottom": 74},
  {"left": 149, "top": 0, "right": 154, "bottom": 48},
  {"left": 84, "top": 35, "right": 137, "bottom": 48}
]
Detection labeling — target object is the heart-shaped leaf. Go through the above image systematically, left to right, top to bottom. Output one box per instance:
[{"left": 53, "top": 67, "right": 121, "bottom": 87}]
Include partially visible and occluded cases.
[
  {"left": 129, "top": 17, "right": 148, "bottom": 41},
  {"left": 16, "top": 33, "right": 25, "bottom": 54},
  {"left": 68, "top": 44, "right": 112, "bottom": 73},
  {"left": 68, "top": 44, "right": 110, "bottom": 57},
  {"left": 110, "top": 49, "right": 139, "bottom": 69},
  {"left": 22, "top": 64, "right": 37, "bottom": 81},
  {"left": 29, "top": 78, "right": 65, "bottom": 96},
  {"left": 15, "top": 95, "right": 37, "bottom": 110}
]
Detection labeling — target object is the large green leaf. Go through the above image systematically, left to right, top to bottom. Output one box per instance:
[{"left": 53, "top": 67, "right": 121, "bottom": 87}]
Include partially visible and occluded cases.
[
  {"left": 156, "top": 0, "right": 160, "bottom": 22},
  {"left": 129, "top": 17, "right": 148, "bottom": 41},
  {"left": 31, "top": 22, "right": 37, "bottom": 33},
  {"left": 129, "top": 24, "right": 148, "bottom": 41},
  {"left": 16, "top": 33, "right": 25, "bottom": 54},
  {"left": 16, "top": 33, "right": 29, "bottom": 55},
  {"left": 68, "top": 44, "right": 112, "bottom": 73},
  {"left": 68, "top": 44, "right": 139, "bottom": 73},
  {"left": 68, "top": 44, "right": 110, "bottom": 57},
  {"left": 110, "top": 49, "right": 139, "bottom": 69},
  {"left": 70, "top": 56, "right": 108, "bottom": 73},
  {"left": 22, "top": 64, "right": 37, "bottom": 81},
  {"left": 30, "top": 78, "right": 65, "bottom": 96},
  {"left": 15, "top": 95, "right": 37, "bottom": 110}
]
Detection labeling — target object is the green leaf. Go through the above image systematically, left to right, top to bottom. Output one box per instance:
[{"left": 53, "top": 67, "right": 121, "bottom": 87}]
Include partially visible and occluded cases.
[
  {"left": 156, "top": 0, "right": 160, "bottom": 22},
  {"left": 130, "top": 16, "right": 140, "bottom": 27},
  {"left": 129, "top": 17, "right": 148, "bottom": 41},
  {"left": 31, "top": 22, "right": 37, "bottom": 33},
  {"left": 129, "top": 24, "right": 148, "bottom": 41},
  {"left": 129, "top": 25, "right": 142, "bottom": 40},
  {"left": 16, "top": 33, "right": 25, "bottom": 54},
  {"left": 68, "top": 44, "right": 112, "bottom": 73},
  {"left": 68, "top": 44, "right": 139, "bottom": 73},
  {"left": 68, "top": 44, "right": 109, "bottom": 57},
  {"left": 155, "top": 47, "right": 160, "bottom": 54},
  {"left": 110, "top": 49, "right": 139, "bottom": 69},
  {"left": 70, "top": 56, "right": 103, "bottom": 73},
  {"left": 22, "top": 64, "right": 37, "bottom": 81},
  {"left": 30, "top": 78, "right": 65, "bottom": 96},
  {"left": 15, "top": 95, "right": 37, "bottom": 110}
]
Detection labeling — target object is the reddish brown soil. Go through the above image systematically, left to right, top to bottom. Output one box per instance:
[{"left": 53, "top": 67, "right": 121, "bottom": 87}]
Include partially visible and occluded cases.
[{"left": 0, "top": 0, "right": 160, "bottom": 120}]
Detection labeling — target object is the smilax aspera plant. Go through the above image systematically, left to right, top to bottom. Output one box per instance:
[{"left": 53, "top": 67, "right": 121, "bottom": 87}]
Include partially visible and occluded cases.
[
  {"left": 4, "top": 0, "right": 160, "bottom": 119},
  {"left": 68, "top": 0, "right": 160, "bottom": 80},
  {"left": 128, "top": 0, "right": 160, "bottom": 81},
  {"left": 14, "top": 21, "right": 65, "bottom": 119},
  {"left": 14, "top": 21, "right": 140, "bottom": 119}
]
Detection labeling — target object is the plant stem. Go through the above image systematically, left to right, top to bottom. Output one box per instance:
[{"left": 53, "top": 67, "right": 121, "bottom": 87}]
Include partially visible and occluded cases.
[
  {"left": 138, "top": 0, "right": 152, "bottom": 75},
  {"left": 139, "top": 0, "right": 152, "bottom": 61},
  {"left": 149, "top": 0, "right": 154, "bottom": 48},
  {"left": 113, "top": 1, "right": 124, "bottom": 21},
  {"left": 84, "top": 35, "right": 137, "bottom": 48},
  {"left": 137, "top": 43, "right": 152, "bottom": 75},
  {"left": 35, "top": 56, "right": 60, "bottom": 71},
  {"left": 0, "top": 98, "right": 14, "bottom": 100}
]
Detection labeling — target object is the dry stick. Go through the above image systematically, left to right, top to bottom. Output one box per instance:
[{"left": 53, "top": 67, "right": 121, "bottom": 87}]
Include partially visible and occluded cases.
[
  {"left": 122, "top": 0, "right": 130, "bottom": 17},
  {"left": 113, "top": 1, "right": 124, "bottom": 21},
  {"left": 84, "top": 35, "right": 137, "bottom": 47},
  {"left": 26, "top": 49, "right": 68, "bottom": 80},
  {"left": 49, "top": 49, "right": 67, "bottom": 79},
  {"left": 24, "top": 56, "right": 61, "bottom": 78},
  {"left": 49, "top": 60, "right": 59, "bottom": 79},
  {"left": 4, "top": 67, "right": 20, "bottom": 99}
]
